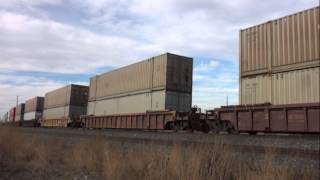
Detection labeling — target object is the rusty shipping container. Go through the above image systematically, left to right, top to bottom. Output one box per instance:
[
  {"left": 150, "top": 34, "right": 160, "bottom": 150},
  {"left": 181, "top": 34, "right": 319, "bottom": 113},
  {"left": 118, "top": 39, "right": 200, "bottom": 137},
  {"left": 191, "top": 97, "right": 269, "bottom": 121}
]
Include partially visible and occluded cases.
[
  {"left": 240, "top": 6, "right": 320, "bottom": 77},
  {"left": 88, "top": 53, "right": 193, "bottom": 116},
  {"left": 240, "top": 67, "right": 320, "bottom": 105},
  {"left": 43, "top": 84, "right": 89, "bottom": 119},
  {"left": 16, "top": 103, "right": 25, "bottom": 121},
  {"left": 216, "top": 103, "right": 320, "bottom": 133},
  {"left": 81, "top": 111, "right": 179, "bottom": 130}
]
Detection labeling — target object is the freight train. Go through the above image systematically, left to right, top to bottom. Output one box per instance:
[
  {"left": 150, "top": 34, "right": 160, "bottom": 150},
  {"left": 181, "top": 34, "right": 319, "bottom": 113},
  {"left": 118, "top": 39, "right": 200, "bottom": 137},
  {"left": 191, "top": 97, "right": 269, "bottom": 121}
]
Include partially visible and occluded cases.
[
  {"left": 1, "top": 6, "right": 320, "bottom": 134},
  {"left": 3, "top": 102, "right": 319, "bottom": 134}
]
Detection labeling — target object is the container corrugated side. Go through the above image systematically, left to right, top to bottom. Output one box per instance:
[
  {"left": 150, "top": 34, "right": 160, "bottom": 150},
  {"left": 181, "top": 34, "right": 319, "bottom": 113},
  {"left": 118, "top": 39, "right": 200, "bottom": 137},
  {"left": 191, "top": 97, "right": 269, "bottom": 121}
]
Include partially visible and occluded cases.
[
  {"left": 240, "top": 6, "right": 319, "bottom": 76},
  {"left": 271, "top": 7, "right": 319, "bottom": 68},
  {"left": 240, "top": 22, "right": 270, "bottom": 74},
  {"left": 89, "top": 53, "right": 193, "bottom": 101},
  {"left": 166, "top": 53, "right": 193, "bottom": 93},
  {"left": 91, "top": 55, "right": 165, "bottom": 100},
  {"left": 240, "top": 67, "right": 320, "bottom": 105},
  {"left": 272, "top": 67, "right": 320, "bottom": 104},
  {"left": 240, "top": 74, "right": 272, "bottom": 104},
  {"left": 44, "top": 84, "right": 88, "bottom": 109},
  {"left": 44, "top": 85, "right": 71, "bottom": 109},
  {"left": 69, "top": 85, "right": 89, "bottom": 107},
  {"left": 88, "top": 90, "right": 166, "bottom": 116},
  {"left": 88, "top": 90, "right": 192, "bottom": 116},
  {"left": 165, "top": 91, "right": 192, "bottom": 112},
  {"left": 25, "top": 97, "right": 44, "bottom": 113},
  {"left": 16, "top": 103, "right": 25, "bottom": 115},
  {"left": 43, "top": 105, "right": 87, "bottom": 119},
  {"left": 43, "top": 106, "right": 69, "bottom": 119},
  {"left": 9, "top": 107, "right": 16, "bottom": 122},
  {"left": 24, "top": 111, "right": 42, "bottom": 121}
]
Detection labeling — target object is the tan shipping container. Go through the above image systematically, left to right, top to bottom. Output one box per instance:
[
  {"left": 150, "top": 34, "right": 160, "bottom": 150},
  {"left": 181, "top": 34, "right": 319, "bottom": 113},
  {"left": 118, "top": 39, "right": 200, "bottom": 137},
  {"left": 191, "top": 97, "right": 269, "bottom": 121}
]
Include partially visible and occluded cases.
[
  {"left": 240, "top": 6, "right": 320, "bottom": 76},
  {"left": 89, "top": 53, "right": 193, "bottom": 101},
  {"left": 240, "top": 67, "right": 320, "bottom": 105},
  {"left": 44, "top": 84, "right": 89, "bottom": 109},
  {"left": 88, "top": 90, "right": 191, "bottom": 116},
  {"left": 24, "top": 97, "right": 44, "bottom": 113},
  {"left": 16, "top": 103, "right": 25, "bottom": 116},
  {"left": 43, "top": 105, "right": 87, "bottom": 119}
]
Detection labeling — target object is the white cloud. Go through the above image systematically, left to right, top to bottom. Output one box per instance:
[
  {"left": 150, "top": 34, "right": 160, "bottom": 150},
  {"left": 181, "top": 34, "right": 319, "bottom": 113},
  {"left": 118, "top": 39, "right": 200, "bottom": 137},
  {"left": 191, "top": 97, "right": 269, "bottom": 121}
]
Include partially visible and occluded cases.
[
  {"left": 0, "top": 0, "right": 62, "bottom": 7},
  {"left": 1, "top": 0, "right": 318, "bottom": 74},
  {"left": 0, "top": 11, "right": 150, "bottom": 74},
  {"left": 194, "top": 60, "right": 219, "bottom": 73},
  {"left": 193, "top": 72, "right": 237, "bottom": 83},
  {"left": 0, "top": 74, "right": 88, "bottom": 115},
  {"left": 193, "top": 86, "right": 239, "bottom": 110}
]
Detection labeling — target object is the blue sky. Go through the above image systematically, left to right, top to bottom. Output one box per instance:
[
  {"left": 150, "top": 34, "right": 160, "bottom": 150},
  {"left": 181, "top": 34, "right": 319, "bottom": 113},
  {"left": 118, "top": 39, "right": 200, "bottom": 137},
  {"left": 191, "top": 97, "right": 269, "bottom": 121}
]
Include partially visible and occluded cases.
[{"left": 0, "top": 0, "right": 318, "bottom": 116}]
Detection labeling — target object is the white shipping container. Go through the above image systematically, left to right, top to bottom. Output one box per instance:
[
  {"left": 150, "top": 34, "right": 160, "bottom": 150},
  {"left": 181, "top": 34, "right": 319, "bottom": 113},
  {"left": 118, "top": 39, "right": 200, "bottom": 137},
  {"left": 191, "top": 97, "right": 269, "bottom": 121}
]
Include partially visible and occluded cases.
[
  {"left": 240, "top": 67, "right": 320, "bottom": 104},
  {"left": 88, "top": 90, "right": 191, "bottom": 116},
  {"left": 24, "top": 111, "right": 42, "bottom": 121},
  {"left": 16, "top": 115, "right": 23, "bottom": 121}
]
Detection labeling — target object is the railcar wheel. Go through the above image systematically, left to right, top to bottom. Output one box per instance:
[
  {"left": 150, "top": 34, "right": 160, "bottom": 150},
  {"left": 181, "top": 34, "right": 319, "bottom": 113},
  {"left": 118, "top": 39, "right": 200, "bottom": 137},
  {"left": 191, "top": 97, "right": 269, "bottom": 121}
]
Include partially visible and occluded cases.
[{"left": 225, "top": 122, "right": 237, "bottom": 134}]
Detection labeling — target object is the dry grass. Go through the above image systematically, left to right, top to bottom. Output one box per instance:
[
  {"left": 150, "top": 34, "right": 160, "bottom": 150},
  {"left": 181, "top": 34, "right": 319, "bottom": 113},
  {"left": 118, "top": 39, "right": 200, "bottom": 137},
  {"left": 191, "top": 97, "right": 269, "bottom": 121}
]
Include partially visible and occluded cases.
[{"left": 0, "top": 127, "right": 318, "bottom": 180}]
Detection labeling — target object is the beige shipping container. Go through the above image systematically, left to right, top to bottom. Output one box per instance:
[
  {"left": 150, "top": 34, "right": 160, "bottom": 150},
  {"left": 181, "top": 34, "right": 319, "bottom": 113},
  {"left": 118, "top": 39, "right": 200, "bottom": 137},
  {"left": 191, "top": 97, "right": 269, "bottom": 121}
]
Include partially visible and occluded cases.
[
  {"left": 240, "top": 6, "right": 320, "bottom": 76},
  {"left": 89, "top": 53, "right": 193, "bottom": 101},
  {"left": 240, "top": 67, "right": 320, "bottom": 105},
  {"left": 44, "top": 84, "right": 89, "bottom": 109},
  {"left": 88, "top": 90, "right": 191, "bottom": 116},
  {"left": 25, "top": 97, "right": 44, "bottom": 113},
  {"left": 16, "top": 103, "right": 25, "bottom": 115},
  {"left": 16, "top": 103, "right": 25, "bottom": 121},
  {"left": 43, "top": 105, "right": 87, "bottom": 119}
]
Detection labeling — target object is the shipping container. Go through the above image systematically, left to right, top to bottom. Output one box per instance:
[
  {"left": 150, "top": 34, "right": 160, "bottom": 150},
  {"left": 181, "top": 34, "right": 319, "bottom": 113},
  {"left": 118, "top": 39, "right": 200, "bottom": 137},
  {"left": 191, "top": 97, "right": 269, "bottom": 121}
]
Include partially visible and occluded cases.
[
  {"left": 240, "top": 6, "right": 319, "bottom": 77},
  {"left": 89, "top": 53, "right": 193, "bottom": 115},
  {"left": 90, "top": 53, "right": 193, "bottom": 101},
  {"left": 240, "top": 67, "right": 320, "bottom": 105},
  {"left": 43, "top": 84, "right": 89, "bottom": 119},
  {"left": 44, "top": 84, "right": 88, "bottom": 109},
  {"left": 88, "top": 90, "right": 191, "bottom": 116},
  {"left": 25, "top": 97, "right": 44, "bottom": 113},
  {"left": 16, "top": 103, "right": 25, "bottom": 121},
  {"left": 216, "top": 103, "right": 320, "bottom": 133},
  {"left": 43, "top": 105, "right": 87, "bottom": 119},
  {"left": 9, "top": 107, "right": 16, "bottom": 122},
  {"left": 23, "top": 111, "right": 42, "bottom": 121},
  {"left": 2, "top": 112, "right": 8, "bottom": 122}
]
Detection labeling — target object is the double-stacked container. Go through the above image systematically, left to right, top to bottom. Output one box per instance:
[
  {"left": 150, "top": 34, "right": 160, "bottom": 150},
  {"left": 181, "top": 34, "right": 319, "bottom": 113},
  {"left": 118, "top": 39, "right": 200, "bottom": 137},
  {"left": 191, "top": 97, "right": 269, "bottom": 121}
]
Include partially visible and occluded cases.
[
  {"left": 240, "top": 6, "right": 320, "bottom": 105},
  {"left": 87, "top": 53, "right": 193, "bottom": 116},
  {"left": 43, "top": 84, "right": 89, "bottom": 120},
  {"left": 24, "top": 97, "right": 44, "bottom": 121},
  {"left": 16, "top": 103, "right": 25, "bottom": 121},
  {"left": 9, "top": 107, "right": 16, "bottom": 122},
  {"left": 3, "top": 112, "right": 8, "bottom": 122}
]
